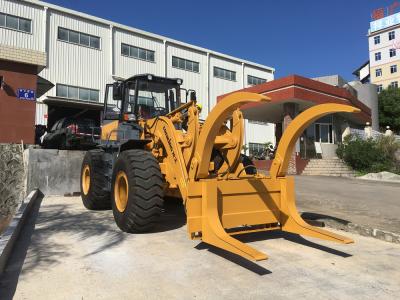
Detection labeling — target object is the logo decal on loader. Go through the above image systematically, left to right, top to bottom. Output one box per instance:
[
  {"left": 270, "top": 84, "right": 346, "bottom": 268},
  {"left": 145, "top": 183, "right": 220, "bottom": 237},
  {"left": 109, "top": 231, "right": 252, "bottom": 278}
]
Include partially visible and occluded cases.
[{"left": 163, "top": 126, "right": 177, "bottom": 162}]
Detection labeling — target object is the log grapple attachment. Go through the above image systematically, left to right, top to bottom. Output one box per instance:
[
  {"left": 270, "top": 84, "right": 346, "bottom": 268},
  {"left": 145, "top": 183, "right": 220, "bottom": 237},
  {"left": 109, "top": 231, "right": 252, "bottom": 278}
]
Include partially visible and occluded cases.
[
  {"left": 81, "top": 75, "right": 359, "bottom": 262},
  {"left": 145, "top": 92, "right": 358, "bottom": 261}
]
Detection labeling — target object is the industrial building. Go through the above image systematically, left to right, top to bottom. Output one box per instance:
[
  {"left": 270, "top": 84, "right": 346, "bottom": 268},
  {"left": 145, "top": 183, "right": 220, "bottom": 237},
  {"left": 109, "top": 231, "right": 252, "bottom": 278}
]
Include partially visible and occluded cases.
[{"left": 0, "top": 0, "right": 275, "bottom": 146}]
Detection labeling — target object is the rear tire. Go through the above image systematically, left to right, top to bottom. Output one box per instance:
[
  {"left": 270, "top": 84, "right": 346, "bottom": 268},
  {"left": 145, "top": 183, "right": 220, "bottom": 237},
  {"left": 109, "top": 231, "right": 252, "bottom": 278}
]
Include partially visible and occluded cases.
[
  {"left": 80, "top": 149, "right": 111, "bottom": 210},
  {"left": 111, "top": 149, "right": 164, "bottom": 233}
]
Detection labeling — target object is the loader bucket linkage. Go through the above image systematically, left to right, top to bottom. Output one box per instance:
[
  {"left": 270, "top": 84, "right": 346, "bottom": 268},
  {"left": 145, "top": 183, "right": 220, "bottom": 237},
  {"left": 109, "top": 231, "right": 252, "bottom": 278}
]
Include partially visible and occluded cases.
[{"left": 183, "top": 95, "right": 359, "bottom": 261}]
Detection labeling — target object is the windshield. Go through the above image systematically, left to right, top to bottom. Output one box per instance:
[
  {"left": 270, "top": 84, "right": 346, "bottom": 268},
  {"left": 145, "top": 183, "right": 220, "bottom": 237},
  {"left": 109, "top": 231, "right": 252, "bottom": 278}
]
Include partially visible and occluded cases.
[{"left": 125, "top": 80, "right": 180, "bottom": 118}]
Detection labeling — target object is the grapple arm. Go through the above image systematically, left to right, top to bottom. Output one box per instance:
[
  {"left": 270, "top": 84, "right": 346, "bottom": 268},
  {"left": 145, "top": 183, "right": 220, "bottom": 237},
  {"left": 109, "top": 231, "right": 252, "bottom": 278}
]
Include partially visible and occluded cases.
[{"left": 147, "top": 92, "right": 359, "bottom": 262}]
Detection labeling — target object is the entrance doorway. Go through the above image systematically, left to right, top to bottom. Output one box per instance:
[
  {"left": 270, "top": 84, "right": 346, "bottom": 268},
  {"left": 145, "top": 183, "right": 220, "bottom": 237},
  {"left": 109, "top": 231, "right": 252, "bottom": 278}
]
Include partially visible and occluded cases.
[{"left": 300, "top": 115, "right": 334, "bottom": 159}]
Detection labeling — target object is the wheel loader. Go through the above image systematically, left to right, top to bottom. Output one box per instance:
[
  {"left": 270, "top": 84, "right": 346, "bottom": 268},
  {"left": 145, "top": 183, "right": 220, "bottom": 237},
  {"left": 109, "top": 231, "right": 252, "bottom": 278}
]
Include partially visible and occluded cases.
[{"left": 80, "top": 74, "right": 358, "bottom": 261}]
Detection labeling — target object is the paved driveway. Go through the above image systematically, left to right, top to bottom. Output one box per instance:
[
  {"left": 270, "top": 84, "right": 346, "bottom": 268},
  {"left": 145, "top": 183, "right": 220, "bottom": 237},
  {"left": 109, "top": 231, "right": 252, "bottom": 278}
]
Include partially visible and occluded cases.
[
  {"left": 295, "top": 176, "right": 400, "bottom": 234},
  {"left": 1, "top": 185, "right": 400, "bottom": 299}
]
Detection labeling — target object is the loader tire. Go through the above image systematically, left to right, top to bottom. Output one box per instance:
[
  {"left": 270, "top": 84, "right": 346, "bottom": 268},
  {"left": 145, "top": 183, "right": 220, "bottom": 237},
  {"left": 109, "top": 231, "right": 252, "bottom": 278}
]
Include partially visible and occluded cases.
[
  {"left": 81, "top": 149, "right": 111, "bottom": 210},
  {"left": 111, "top": 149, "right": 164, "bottom": 233}
]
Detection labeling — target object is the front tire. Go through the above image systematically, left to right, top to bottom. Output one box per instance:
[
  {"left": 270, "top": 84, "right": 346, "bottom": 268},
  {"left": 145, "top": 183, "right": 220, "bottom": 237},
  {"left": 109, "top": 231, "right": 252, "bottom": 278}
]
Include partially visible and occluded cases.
[
  {"left": 80, "top": 149, "right": 111, "bottom": 210},
  {"left": 111, "top": 149, "right": 164, "bottom": 233}
]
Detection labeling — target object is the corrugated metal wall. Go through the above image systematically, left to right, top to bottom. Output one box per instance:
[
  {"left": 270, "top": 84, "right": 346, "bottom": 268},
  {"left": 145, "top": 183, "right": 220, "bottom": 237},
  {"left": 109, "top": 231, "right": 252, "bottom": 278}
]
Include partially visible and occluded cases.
[
  {"left": 0, "top": 0, "right": 45, "bottom": 51},
  {"left": 1, "top": 0, "right": 275, "bottom": 144},
  {"left": 39, "top": 9, "right": 112, "bottom": 100},
  {"left": 114, "top": 29, "right": 165, "bottom": 78},
  {"left": 166, "top": 44, "right": 208, "bottom": 118},
  {"left": 209, "top": 56, "right": 243, "bottom": 109},
  {"left": 244, "top": 65, "right": 274, "bottom": 88},
  {"left": 35, "top": 101, "right": 48, "bottom": 125},
  {"left": 245, "top": 121, "right": 275, "bottom": 145}
]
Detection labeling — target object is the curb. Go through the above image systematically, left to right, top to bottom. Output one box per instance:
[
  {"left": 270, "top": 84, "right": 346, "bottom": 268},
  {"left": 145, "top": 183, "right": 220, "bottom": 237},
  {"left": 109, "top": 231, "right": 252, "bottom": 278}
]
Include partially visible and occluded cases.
[
  {"left": 355, "top": 177, "right": 400, "bottom": 184},
  {"left": 0, "top": 189, "right": 43, "bottom": 274},
  {"left": 303, "top": 216, "right": 400, "bottom": 244}
]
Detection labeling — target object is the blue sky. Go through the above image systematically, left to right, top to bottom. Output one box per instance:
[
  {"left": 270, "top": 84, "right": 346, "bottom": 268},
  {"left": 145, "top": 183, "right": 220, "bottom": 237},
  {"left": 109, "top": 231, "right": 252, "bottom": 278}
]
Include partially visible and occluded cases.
[{"left": 46, "top": 0, "right": 396, "bottom": 81}]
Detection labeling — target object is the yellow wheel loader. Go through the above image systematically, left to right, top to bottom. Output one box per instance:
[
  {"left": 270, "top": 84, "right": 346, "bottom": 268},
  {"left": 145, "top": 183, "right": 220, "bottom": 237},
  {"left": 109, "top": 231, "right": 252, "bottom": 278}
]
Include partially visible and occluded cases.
[{"left": 80, "top": 74, "right": 358, "bottom": 261}]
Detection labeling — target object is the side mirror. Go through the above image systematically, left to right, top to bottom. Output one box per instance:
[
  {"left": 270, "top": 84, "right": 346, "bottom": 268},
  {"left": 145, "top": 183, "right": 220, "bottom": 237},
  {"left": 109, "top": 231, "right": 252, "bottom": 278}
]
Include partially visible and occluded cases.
[
  {"left": 113, "top": 82, "right": 123, "bottom": 100},
  {"left": 190, "top": 91, "right": 196, "bottom": 101}
]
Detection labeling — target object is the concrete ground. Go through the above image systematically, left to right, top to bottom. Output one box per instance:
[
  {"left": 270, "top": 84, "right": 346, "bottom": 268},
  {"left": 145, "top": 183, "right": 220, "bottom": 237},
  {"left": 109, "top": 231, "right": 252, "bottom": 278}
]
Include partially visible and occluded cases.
[
  {"left": 295, "top": 176, "right": 400, "bottom": 235},
  {"left": 1, "top": 181, "right": 400, "bottom": 299}
]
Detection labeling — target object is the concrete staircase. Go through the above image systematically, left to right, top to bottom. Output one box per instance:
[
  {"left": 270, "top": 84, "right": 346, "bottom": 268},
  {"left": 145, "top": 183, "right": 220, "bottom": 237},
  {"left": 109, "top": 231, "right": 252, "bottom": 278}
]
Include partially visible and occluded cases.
[{"left": 301, "top": 158, "right": 356, "bottom": 177}]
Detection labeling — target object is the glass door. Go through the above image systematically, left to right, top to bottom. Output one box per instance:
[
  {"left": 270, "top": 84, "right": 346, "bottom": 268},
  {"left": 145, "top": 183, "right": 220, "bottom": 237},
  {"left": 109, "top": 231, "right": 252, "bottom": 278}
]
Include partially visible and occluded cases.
[{"left": 315, "top": 123, "right": 333, "bottom": 143}]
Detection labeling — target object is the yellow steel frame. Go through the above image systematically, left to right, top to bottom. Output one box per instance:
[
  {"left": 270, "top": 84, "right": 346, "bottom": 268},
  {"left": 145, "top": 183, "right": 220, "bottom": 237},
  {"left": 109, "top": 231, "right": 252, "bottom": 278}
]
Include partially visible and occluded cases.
[{"left": 102, "top": 90, "right": 360, "bottom": 261}]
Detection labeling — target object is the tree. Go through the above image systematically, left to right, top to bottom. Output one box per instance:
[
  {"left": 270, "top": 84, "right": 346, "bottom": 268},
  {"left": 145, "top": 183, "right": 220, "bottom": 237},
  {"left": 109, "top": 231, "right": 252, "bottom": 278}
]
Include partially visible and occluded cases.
[{"left": 378, "top": 88, "right": 400, "bottom": 133}]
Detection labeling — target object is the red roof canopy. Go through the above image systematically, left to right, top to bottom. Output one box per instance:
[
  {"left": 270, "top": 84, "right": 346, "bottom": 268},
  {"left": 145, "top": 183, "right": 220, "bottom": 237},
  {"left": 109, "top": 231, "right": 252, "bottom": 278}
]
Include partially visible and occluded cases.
[{"left": 218, "top": 75, "right": 370, "bottom": 124}]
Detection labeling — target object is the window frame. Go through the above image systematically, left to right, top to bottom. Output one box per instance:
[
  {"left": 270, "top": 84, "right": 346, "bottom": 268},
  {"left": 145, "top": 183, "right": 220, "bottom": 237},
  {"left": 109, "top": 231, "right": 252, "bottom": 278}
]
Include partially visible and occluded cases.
[
  {"left": 0, "top": 12, "right": 32, "bottom": 34},
  {"left": 57, "top": 27, "right": 101, "bottom": 50},
  {"left": 389, "top": 31, "right": 396, "bottom": 41},
  {"left": 374, "top": 35, "right": 380, "bottom": 45},
  {"left": 120, "top": 43, "right": 155, "bottom": 63},
  {"left": 390, "top": 48, "right": 396, "bottom": 57},
  {"left": 375, "top": 52, "right": 381, "bottom": 61},
  {"left": 171, "top": 56, "right": 200, "bottom": 73},
  {"left": 391, "top": 65, "right": 397, "bottom": 74},
  {"left": 213, "top": 66, "right": 237, "bottom": 81},
  {"left": 376, "top": 68, "right": 382, "bottom": 77},
  {"left": 247, "top": 75, "right": 266, "bottom": 86},
  {"left": 389, "top": 81, "right": 398, "bottom": 89},
  {"left": 56, "top": 83, "right": 99, "bottom": 102},
  {"left": 377, "top": 84, "right": 383, "bottom": 93},
  {"left": 248, "top": 142, "right": 266, "bottom": 158}
]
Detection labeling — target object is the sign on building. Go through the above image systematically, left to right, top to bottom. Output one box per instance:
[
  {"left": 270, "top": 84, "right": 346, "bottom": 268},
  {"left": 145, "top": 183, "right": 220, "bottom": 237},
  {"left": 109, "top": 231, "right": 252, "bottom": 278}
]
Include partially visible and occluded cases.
[{"left": 17, "top": 88, "right": 36, "bottom": 101}]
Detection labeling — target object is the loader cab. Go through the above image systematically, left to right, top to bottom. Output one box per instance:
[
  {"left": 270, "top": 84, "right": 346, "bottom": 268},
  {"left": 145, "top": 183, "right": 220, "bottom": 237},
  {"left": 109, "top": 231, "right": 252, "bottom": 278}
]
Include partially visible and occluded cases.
[{"left": 103, "top": 74, "right": 183, "bottom": 122}]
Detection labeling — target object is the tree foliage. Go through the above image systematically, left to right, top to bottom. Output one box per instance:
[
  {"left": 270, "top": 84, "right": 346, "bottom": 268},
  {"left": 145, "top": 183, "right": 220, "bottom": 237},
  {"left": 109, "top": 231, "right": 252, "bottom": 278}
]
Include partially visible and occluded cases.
[{"left": 378, "top": 88, "right": 400, "bottom": 133}]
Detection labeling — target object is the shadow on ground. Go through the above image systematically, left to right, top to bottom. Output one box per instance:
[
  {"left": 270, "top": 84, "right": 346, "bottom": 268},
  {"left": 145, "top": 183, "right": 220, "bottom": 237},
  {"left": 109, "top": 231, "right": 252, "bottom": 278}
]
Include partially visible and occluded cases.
[
  {"left": 0, "top": 194, "right": 352, "bottom": 297},
  {"left": 0, "top": 196, "right": 186, "bottom": 299},
  {"left": 301, "top": 212, "right": 351, "bottom": 226},
  {"left": 195, "top": 229, "right": 352, "bottom": 276}
]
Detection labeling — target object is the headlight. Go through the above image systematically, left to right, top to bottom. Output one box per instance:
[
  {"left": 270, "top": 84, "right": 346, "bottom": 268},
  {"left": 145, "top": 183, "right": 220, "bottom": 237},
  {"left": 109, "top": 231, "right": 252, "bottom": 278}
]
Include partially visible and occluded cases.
[
  {"left": 147, "top": 74, "right": 153, "bottom": 80},
  {"left": 177, "top": 79, "right": 182, "bottom": 84}
]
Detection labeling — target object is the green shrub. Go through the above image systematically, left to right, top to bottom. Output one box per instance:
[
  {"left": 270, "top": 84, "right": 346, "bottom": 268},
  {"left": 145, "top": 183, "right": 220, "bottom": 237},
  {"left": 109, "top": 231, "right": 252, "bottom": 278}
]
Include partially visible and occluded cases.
[{"left": 336, "top": 134, "right": 400, "bottom": 174}]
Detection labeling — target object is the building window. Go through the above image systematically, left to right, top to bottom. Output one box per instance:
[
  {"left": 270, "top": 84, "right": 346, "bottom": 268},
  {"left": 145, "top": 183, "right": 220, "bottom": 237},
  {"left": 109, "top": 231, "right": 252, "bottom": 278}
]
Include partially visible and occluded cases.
[
  {"left": 0, "top": 12, "right": 31, "bottom": 33},
  {"left": 57, "top": 27, "right": 100, "bottom": 49},
  {"left": 389, "top": 31, "right": 395, "bottom": 40},
  {"left": 374, "top": 35, "right": 380, "bottom": 44},
  {"left": 121, "top": 43, "right": 155, "bottom": 62},
  {"left": 390, "top": 48, "right": 397, "bottom": 57},
  {"left": 375, "top": 52, "right": 381, "bottom": 61},
  {"left": 172, "top": 56, "right": 199, "bottom": 72},
  {"left": 391, "top": 65, "right": 397, "bottom": 73},
  {"left": 213, "top": 67, "right": 236, "bottom": 81},
  {"left": 375, "top": 68, "right": 382, "bottom": 77},
  {"left": 248, "top": 75, "right": 266, "bottom": 86},
  {"left": 389, "top": 81, "right": 398, "bottom": 89},
  {"left": 56, "top": 84, "right": 99, "bottom": 102},
  {"left": 377, "top": 84, "right": 383, "bottom": 93},
  {"left": 248, "top": 143, "right": 266, "bottom": 159}
]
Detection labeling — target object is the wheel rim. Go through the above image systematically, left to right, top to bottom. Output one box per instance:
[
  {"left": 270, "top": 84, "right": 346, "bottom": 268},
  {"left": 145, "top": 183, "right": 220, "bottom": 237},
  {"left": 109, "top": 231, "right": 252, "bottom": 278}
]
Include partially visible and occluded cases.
[
  {"left": 82, "top": 165, "right": 91, "bottom": 195},
  {"left": 114, "top": 171, "right": 129, "bottom": 212}
]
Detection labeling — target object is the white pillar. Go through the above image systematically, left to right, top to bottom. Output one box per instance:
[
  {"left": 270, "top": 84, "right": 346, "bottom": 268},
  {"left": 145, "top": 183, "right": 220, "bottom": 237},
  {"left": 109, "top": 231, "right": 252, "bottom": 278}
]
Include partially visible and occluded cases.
[{"left": 364, "top": 122, "right": 372, "bottom": 138}]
